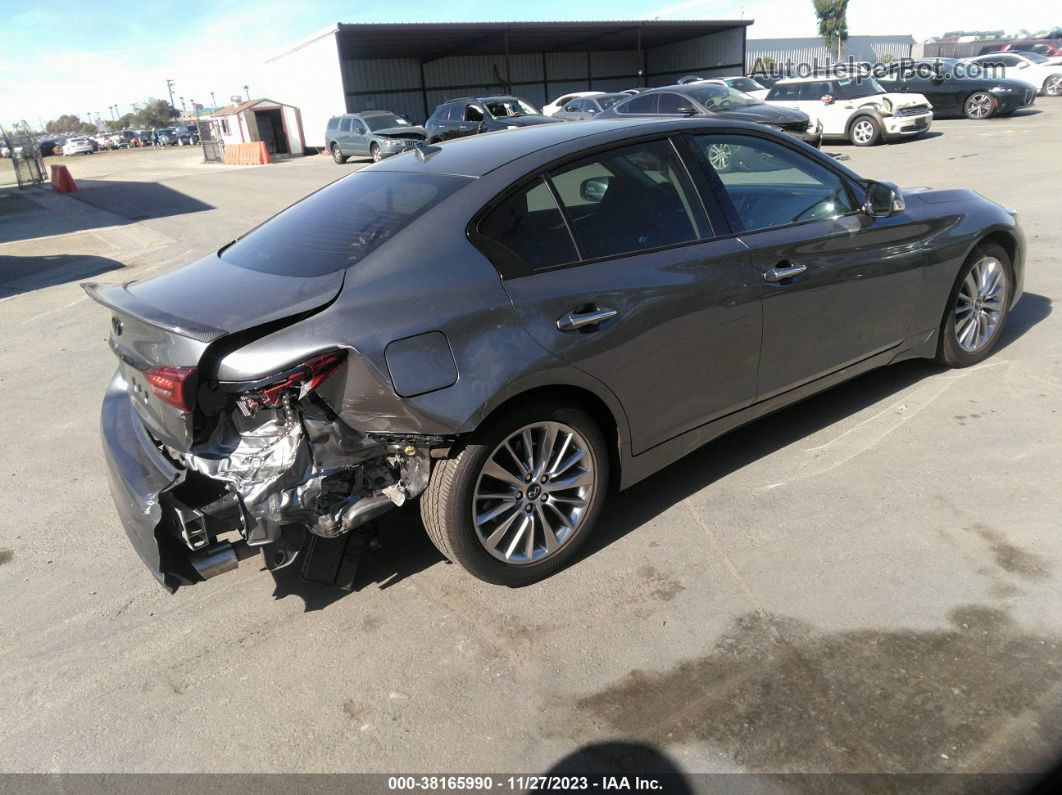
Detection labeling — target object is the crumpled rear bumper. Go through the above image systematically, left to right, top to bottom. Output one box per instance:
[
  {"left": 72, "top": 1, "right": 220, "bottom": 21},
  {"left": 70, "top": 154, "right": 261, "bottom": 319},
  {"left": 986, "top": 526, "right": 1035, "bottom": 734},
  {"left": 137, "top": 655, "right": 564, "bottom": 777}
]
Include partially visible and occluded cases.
[{"left": 101, "top": 370, "right": 185, "bottom": 591}]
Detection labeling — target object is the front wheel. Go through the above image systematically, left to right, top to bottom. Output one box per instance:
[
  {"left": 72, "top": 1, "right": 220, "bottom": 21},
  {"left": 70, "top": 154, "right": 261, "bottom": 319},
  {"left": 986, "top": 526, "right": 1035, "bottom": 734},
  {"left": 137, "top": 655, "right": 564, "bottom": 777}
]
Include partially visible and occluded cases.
[
  {"left": 1044, "top": 75, "right": 1062, "bottom": 97},
  {"left": 849, "top": 116, "right": 881, "bottom": 146},
  {"left": 370, "top": 143, "right": 382, "bottom": 162},
  {"left": 331, "top": 144, "right": 346, "bottom": 164},
  {"left": 936, "top": 242, "right": 1013, "bottom": 367},
  {"left": 421, "top": 404, "right": 609, "bottom": 585}
]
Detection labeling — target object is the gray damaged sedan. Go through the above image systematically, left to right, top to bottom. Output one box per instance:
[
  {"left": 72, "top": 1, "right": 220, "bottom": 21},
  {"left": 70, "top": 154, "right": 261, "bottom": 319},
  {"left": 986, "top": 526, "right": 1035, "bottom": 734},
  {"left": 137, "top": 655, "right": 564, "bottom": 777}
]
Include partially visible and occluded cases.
[{"left": 86, "top": 118, "right": 1024, "bottom": 592}]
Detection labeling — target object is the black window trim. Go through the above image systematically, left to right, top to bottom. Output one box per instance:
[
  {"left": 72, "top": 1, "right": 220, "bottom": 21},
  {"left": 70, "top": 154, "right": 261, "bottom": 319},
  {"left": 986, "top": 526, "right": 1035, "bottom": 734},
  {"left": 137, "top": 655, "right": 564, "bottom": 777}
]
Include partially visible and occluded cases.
[
  {"left": 683, "top": 128, "right": 865, "bottom": 236},
  {"left": 468, "top": 132, "right": 726, "bottom": 279}
]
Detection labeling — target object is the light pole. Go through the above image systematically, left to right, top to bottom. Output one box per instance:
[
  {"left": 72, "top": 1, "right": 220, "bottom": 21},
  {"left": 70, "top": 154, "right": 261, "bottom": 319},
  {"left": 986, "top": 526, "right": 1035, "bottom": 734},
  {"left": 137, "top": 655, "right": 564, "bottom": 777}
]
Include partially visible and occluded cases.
[
  {"left": 166, "top": 78, "right": 176, "bottom": 113},
  {"left": 243, "top": 84, "right": 250, "bottom": 101},
  {"left": 210, "top": 91, "right": 217, "bottom": 110}
]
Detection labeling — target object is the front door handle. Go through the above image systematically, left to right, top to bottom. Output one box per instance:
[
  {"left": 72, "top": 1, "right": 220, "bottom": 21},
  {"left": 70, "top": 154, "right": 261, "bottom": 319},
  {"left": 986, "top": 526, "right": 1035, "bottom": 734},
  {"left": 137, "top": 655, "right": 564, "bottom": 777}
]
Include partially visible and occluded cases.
[
  {"left": 763, "top": 263, "right": 807, "bottom": 283},
  {"left": 557, "top": 307, "right": 618, "bottom": 332}
]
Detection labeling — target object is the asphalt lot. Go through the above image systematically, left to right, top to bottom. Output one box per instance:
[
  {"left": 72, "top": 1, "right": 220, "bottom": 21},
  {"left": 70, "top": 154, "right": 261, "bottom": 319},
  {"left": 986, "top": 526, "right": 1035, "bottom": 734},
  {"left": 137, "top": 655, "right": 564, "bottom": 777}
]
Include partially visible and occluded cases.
[{"left": 1, "top": 107, "right": 1060, "bottom": 781}]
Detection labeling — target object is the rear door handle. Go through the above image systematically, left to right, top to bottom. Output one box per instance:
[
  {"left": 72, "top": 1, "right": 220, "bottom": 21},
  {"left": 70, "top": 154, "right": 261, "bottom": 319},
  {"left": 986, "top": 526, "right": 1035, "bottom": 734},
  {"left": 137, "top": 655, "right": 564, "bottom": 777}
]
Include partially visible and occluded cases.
[
  {"left": 763, "top": 263, "right": 807, "bottom": 283},
  {"left": 557, "top": 307, "right": 618, "bottom": 332}
]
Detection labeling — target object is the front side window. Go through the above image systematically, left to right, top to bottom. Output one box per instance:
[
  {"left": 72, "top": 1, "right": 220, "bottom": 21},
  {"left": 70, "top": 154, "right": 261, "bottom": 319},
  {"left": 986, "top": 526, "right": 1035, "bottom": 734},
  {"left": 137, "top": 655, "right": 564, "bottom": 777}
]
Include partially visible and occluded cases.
[
  {"left": 837, "top": 77, "right": 886, "bottom": 99},
  {"left": 798, "top": 81, "right": 834, "bottom": 101},
  {"left": 686, "top": 84, "right": 762, "bottom": 110},
  {"left": 657, "top": 92, "right": 694, "bottom": 114},
  {"left": 484, "top": 97, "right": 538, "bottom": 117},
  {"left": 464, "top": 105, "right": 484, "bottom": 122},
  {"left": 339, "top": 118, "right": 353, "bottom": 133},
  {"left": 691, "top": 134, "right": 856, "bottom": 232},
  {"left": 547, "top": 140, "right": 708, "bottom": 260},
  {"left": 222, "top": 172, "right": 470, "bottom": 276},
  {"left": 477, "top": 178, "right": 578, "bottom": 271}
]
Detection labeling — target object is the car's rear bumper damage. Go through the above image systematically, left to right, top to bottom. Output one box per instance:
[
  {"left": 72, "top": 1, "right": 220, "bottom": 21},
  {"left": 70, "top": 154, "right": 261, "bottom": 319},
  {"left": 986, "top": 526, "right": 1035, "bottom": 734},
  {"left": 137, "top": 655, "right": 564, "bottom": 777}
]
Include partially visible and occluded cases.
[{"left": 101, "top": 368, "right": 442, "bottom": 592}]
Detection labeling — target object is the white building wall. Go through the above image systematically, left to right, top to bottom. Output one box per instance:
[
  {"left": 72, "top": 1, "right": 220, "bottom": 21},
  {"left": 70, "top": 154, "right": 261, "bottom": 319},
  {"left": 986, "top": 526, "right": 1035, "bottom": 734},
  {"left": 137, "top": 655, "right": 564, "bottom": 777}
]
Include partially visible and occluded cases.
[{"left": 264, "top": 26, "right": 345, "bottom": 149}]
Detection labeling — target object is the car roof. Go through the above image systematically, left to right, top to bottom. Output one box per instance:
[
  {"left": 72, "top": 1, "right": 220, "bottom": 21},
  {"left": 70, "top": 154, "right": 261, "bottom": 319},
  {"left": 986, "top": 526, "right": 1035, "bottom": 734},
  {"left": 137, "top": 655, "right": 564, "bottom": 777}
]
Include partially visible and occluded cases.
[{"left": 364, "top": 117, "right": 780, "bottom": 178}]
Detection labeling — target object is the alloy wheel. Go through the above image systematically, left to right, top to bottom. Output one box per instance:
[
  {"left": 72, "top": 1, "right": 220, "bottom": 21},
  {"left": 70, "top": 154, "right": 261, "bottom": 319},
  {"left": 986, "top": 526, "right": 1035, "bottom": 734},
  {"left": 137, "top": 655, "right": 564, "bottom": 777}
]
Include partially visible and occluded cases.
[
  {"left": 1045, "top": 75, "right": 1062, "bottom": 97},
  {"left": 965, "top": 92, "right": 994, "bottom": 119},
  {"left": 852, "top": 119, "right": 875, "bottom": 144},
  {"left": 707, "top": 143, "right": 732, "bottom": 171},
  {"left": 371, "top": 144, "right": 382, "bottom": 162},
  {"left": 332, "top": 145, "right": 343, "bottom": 163},
  {"left": 954, "top": 256, "right": 1008, "bottom": 353},
  {"left": 472, "top": 421, "right": 596, "bottom": 565}
]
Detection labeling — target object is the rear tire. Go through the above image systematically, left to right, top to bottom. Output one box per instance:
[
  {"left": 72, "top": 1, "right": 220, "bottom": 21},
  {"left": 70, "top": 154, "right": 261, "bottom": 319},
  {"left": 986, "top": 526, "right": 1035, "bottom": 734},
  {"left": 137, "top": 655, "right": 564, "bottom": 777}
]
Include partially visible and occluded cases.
[
  {"left": 963, "top": 92, "right": 996, "bottom": 120},
  {"left": 849, "top": 115, "right": 881, "bottom": 146},
  {"left": 331, "top": 144, "right": 346, "bottom": 164},
  {"left": 936, "top": 241, "right": 1013, "bottom": 367},
  {"left": 421, "top": 403, "right": 609, "bottom": 586}
]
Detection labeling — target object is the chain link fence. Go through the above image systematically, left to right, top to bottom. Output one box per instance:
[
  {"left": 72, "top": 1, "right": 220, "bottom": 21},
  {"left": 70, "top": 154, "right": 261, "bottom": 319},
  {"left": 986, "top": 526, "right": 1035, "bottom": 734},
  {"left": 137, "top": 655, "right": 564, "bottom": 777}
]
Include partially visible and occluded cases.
[
  {"left": 197, "top": 119, "right": 224, "bottom": 163},
  {"left": 1, "top": 121, "right": 47, "bottom": 188}
]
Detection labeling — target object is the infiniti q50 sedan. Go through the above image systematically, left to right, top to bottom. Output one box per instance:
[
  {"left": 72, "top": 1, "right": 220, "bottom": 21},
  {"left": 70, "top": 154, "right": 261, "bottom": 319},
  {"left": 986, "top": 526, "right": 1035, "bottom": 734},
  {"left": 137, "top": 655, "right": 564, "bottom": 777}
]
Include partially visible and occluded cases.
[{"left": 85, "top": 118, "right": 1024, "bottom": 592}]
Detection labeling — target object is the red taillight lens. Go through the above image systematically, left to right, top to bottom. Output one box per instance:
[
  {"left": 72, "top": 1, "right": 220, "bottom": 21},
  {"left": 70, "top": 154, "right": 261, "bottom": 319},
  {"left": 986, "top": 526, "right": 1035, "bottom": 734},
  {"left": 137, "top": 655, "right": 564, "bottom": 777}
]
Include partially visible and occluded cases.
[
  {"left": 257, "top": 351, "right": 347, "bottom": 407},
  {"left": 144, "top": 366, "right": 196, "bottom": 412}
]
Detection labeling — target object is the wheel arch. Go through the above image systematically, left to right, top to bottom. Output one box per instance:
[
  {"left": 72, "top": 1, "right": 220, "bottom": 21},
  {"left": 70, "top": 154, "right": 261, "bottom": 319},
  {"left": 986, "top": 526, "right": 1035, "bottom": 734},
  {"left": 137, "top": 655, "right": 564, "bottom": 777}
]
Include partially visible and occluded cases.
[
  {"left": 845, "top": 110, "right": 881, "bottom": 137},
  {"left": 969, "top": 228, "right": 1023, "bottom": 307},
  {"left": 469, "top": 383, "right": 626, "bottom": 489}
]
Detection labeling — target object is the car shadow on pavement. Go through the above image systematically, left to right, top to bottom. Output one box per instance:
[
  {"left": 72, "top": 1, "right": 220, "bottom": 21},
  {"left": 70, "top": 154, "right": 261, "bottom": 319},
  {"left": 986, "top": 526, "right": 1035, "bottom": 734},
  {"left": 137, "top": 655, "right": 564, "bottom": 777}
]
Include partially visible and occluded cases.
[
  {"left": 70, "top": 179, "right": 214, "bottom": 222},
  {"left": 0, "top": 253, "right": 123, "bottom": 298},
  {"left": 581, "top": 290, "right": 1051, "bottom": 565},
  {"left": 269, "top": 503, "right": 445, "bottom": 611}
]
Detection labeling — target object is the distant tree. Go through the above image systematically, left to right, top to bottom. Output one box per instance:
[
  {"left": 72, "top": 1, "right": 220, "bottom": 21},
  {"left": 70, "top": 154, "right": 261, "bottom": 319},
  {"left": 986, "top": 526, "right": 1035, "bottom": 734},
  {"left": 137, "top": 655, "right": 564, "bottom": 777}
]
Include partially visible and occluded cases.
[
  {"left": 814, "top": 0, "right": 851, "bottom": 61},
  {"left": 133, "top": 99, "right": 178, "bottom": 129},
  {"left": 106, "top": 113, "right": 136, "bottom": 131},
  {"left": 46, "top": 114, "right": 84, "bottom": 134},
  {"left": 78, "top": 122, "right": 97, "bottom": 135}
]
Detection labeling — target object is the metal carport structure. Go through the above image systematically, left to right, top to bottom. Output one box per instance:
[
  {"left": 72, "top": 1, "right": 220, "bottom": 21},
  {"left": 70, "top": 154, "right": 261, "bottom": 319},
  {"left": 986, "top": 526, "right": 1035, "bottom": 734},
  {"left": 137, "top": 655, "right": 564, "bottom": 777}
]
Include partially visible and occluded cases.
[{"left": 266, "top": 20, "right": 753, "bottom": 149}]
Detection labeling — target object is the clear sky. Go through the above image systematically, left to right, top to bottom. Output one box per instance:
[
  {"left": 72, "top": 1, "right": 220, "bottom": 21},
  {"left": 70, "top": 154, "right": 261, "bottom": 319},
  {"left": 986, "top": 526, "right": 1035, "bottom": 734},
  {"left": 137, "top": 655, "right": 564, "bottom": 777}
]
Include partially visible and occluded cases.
[{"left": 1, "top": 0, "right": 1057, "bottom": 127}]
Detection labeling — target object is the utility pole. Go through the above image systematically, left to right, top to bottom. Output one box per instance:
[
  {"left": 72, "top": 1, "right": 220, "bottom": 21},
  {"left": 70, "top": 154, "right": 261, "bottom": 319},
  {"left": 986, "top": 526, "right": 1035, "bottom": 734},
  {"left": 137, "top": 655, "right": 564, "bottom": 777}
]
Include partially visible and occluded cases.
[
  {"left": 166, "top": 78, "right": 177, "bottom": 112},
  {"left": 243, "top": 84, "right": 250, "bottom": 101},
  {"left": 210, "top": 91, "right": 217, "bottom": 110}
]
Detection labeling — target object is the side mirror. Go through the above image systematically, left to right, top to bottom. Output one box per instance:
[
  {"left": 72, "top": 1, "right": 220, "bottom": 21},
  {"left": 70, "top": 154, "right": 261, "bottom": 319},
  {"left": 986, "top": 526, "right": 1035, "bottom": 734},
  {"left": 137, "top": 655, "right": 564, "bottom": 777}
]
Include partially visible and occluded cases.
[
  {"left": 1018, "top": 61, "right": 1029, "bottom": 69},
  {"left": 676, "top": 106, "right": 697, "bottom": 116},
  {"left": 586, "top": 108, "right": 597, "bottom": 115},
  {"left": 477, "top": 121, "right": 488, "bottom": 132},
  {"left": 580, "top": 176, "right": 611, "bottom": 203},
  {"left": 864, "top": 181, "right": 905, "bottom": 217}
]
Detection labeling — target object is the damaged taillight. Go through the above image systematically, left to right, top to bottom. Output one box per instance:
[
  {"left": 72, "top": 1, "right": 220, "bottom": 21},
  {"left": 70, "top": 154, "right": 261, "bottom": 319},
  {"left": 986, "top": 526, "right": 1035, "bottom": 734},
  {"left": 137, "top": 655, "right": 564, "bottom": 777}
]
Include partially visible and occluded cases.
[
  {"left": 236, "top": 350, "right": 347, "bottom": 416},
  {"left": 144, "top": 365, "right": 196, "bottom": 412}
]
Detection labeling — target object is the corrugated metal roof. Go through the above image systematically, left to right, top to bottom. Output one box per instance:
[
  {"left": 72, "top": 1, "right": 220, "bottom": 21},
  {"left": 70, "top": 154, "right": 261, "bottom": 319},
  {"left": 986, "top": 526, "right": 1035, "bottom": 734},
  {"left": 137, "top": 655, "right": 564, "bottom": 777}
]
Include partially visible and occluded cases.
[{"left": 330, "top": 20, "right": 753, "bottom": 62}]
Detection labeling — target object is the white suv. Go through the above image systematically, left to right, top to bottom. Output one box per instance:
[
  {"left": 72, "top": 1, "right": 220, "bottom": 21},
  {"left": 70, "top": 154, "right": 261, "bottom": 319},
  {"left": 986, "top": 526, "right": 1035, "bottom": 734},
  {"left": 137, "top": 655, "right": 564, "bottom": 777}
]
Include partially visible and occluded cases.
[{"left": 765, "top": 75, "right": 933, "bottom": 146}]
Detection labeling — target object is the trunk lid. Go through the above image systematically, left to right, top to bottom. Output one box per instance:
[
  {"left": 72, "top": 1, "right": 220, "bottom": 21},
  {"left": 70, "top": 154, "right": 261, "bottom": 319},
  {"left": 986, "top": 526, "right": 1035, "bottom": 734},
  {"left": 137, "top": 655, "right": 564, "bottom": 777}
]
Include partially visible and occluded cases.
[{"left": 84, "top": 253, "right": 344, "bottom": 450}]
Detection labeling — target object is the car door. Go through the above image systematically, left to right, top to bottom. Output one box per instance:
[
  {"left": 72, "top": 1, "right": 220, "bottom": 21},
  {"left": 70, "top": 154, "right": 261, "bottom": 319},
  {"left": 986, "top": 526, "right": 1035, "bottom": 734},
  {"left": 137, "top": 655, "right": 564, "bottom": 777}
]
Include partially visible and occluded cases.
[
  {"left": 453, "top": 104, "right": 486, "bottom": 138},
  {"left": 335, "top": 117, "right": 353, "bottom": 154},
  {"left": 350, "top": 118, "right": 371, "bottom": 155},
  {"left": 687, "top": 131, "right": 926, "bottom": 399},
  {"left": 477, "top": 137, "right": 763, "bottom": 453}
]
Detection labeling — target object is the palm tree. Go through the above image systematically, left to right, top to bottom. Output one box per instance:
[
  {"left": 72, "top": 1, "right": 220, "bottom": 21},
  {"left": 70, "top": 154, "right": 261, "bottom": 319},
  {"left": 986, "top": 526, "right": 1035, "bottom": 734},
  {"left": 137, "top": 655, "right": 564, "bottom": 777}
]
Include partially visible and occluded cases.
[{"left": 813, "top": 0, "right": 850, "bottom": 62}]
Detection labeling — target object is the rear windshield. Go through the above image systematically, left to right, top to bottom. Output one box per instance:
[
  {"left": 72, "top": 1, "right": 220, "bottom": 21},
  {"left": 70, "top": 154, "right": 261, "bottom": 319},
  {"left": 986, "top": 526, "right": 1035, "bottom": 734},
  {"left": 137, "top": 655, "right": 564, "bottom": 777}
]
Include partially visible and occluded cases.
[{"left": 220, "top": 171, "right": 470, "bottom": 276}]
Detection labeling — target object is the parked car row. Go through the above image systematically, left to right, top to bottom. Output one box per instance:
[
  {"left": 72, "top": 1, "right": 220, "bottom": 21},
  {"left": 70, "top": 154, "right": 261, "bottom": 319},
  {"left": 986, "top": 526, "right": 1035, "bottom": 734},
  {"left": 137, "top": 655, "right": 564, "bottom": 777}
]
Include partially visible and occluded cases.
[{"left": 323, "top": 52, "right": 1059, "bottom": 166}]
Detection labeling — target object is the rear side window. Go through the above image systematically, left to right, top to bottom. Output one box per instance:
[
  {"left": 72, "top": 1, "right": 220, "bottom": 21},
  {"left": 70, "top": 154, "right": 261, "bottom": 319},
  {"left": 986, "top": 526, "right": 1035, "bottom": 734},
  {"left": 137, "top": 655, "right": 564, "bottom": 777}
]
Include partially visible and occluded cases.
[
  {"left": 617, "top": 93, "right": 657, "bottom": 114},
  {"left": 326, "top": 117, "right": 339, "bottom": 130},
  {"left": 547, "top": 140, "right": 708, "bottom": 259},
  {"left": 221, "top": 172, "right": 471, "bottom": 276},
  {"left": 477, "top": 178, "right": 578, "bottom": 271}
]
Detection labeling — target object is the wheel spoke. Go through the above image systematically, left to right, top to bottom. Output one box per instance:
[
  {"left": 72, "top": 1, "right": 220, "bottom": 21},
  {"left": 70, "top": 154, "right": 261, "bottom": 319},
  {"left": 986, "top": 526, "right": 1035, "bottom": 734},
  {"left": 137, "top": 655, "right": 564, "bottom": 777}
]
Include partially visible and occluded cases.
[
  {"left": 534, "top": 423, "right": 559, "bottom": 479},
  {"left": 551, "top": 447, "right": 585, "bottom": 477},
  {"left": 483, "top": 459, "right": 525, "bottom": 490},
  {"left": 546, "top": 469, "right": 593, "bottom": 492},
  {"left": 476, "top": 500, "right": 517, "bottom": 526},
  {"left": 536, "top": 504, "right": 559, "bottom": 553},
  {"left": 483, "top": 510, "right": 521, "bottom": 551},
  {"left": 524, "top": 510, "right": 536, "bottom": 559},
  {"left": 504, "top": 516, "right": 531, "bottom": 559}
]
